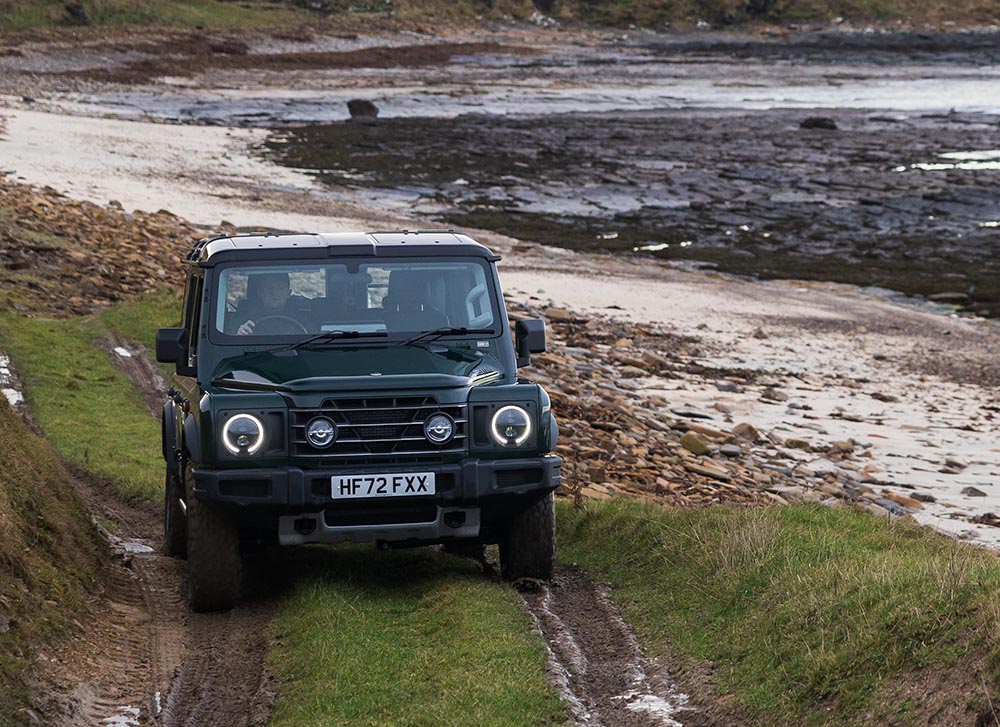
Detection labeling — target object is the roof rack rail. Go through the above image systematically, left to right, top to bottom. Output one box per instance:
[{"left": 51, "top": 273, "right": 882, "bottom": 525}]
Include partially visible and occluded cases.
[
  {"left": 367, "top": 229, "right": 458, "bottom": 235},
  {"left": 183, "top": 233, "right": 228, "bottom": 263}
]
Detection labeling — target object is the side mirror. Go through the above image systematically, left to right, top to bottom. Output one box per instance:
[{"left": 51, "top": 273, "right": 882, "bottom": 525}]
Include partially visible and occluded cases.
[
  {"left": 515, "top": 319, "right": 546, "bottom": 367},
  {"left": 156, "top": 328, "right": 187, "bottom": 364}
]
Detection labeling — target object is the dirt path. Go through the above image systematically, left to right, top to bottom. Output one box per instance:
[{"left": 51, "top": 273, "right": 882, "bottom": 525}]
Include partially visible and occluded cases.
[
  {"left": 29, "top": 459, "right": 276, "bottom": 727},
  {"left": 521, "top": 566, "right": 733, "bottom": 727}
]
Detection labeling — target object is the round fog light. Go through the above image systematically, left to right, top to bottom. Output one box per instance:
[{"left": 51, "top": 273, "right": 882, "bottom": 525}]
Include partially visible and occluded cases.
[
  {"left": 491, "top": 405, "right": 531, "bottom": 446},
  {"left": 424, "top": 413, "right": 455, "bottom": 445},
  {"left": 306, "top": 417, "right": 336, "bottom": 449}
]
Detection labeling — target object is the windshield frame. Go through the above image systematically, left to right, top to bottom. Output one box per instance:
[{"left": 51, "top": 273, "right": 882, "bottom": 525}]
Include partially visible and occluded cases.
[{"left": 205, "top": 256, "right": 504, "bottom": 347}]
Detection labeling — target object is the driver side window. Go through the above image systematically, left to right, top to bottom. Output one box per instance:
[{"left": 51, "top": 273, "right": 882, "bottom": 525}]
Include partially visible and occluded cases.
[{"left": 217, "top": 268, "right": 324, "bottom": 336}]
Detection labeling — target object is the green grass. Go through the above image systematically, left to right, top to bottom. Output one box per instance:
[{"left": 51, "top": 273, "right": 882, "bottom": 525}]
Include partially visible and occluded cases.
[
  {"left": 0, "top": 0, "right": 306, "bottom": 31},
  {"left": 0, "top": 0, "right": 995, "bottom": 32},
  {"left": 99, "top": 286, "right": 182, "bottom": 350},
  {"left": 0, "top": 288, "right": 180, "bottom": 501},
  {"left": 0, "top": 397, "right": 106, "bottom": 727},
  {"left": 557, "top": 498, "right": 1000, "bottom": 725},
  {"left": 268, "top": 546, "right": 564, "bottom": 727}
]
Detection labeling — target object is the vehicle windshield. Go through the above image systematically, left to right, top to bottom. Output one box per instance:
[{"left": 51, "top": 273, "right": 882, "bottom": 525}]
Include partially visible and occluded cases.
[{"left": 211, "top": 258, "right": 499, "bottom": 342}]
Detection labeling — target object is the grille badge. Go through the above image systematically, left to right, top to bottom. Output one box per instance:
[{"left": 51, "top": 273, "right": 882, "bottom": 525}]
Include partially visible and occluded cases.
[{"left": 305, "top": 417, "right": 337, "bottom": 448}]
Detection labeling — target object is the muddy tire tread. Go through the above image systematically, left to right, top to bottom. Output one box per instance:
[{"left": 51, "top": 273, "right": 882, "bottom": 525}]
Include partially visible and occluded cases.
[
  {"left": 185, "top": 468, "right": 242, "bottom": 612},
  {"left": 163, "top": 469, "right": 187, "bottom": 558},
  {"left": 500, "top": 491, "right": 555, "bottom": 580}
]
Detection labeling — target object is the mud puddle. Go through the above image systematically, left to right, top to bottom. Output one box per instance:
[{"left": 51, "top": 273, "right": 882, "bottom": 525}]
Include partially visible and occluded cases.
[{"left": 519, "top": 566, "right": 727, "bottom": 727}]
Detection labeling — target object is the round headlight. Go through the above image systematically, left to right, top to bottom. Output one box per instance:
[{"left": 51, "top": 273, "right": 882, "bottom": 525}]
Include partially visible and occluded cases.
[
  {"left": 491, "top": 405, "right": 531, "bottom": 446},
  {"left": 223, "top": 413, "right": 264, "bottom": 455},
  {"left": 424, "top": 413, "right": 455, "bottom": 445},
  {"left": 306, "top": 417, "right": 336, "bottom": 449}
]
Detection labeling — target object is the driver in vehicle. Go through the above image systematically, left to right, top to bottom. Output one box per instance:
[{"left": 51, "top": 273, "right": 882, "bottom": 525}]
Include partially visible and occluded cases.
[{"left": 232, "top": 272, "right": 311, "bottom": 335}]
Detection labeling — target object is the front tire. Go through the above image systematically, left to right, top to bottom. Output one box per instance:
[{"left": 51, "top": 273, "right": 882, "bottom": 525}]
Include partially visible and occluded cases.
[
  {"left": 185, "top": 468, "right": 242, "bottom": 612},
  {"left": 163, "top": 469, "right": 187, "bottom": 558},
  {"left": 499, "top": 492, "right": 555, "bottom": 581}
]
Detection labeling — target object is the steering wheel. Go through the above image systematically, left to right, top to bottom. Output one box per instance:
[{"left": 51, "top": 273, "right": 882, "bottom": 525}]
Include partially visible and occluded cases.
[{"left": 254, "top": 315, "right": 308, "bottom": 335}]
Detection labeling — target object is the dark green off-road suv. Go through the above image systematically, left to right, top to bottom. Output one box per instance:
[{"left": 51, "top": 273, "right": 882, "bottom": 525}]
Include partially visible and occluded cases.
[{"left": 156, "top": 231, "right": 561, "bottom": 611}]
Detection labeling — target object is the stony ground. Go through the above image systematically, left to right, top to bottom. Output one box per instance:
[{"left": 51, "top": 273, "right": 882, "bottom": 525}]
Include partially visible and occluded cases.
[
  {"left": 6, "top": 175, "right": 996, "bottom": 548},
  {"left": 0, "top": 181, "right": 198, "bottom": 316}
]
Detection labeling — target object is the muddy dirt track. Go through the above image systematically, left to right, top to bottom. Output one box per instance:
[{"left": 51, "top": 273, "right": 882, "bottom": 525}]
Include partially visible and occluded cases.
[
  {"left": 31, "top": 464, "right": 276, "bottom": 727},
  {"left": 520, "top": 567, "right": 739, "bottom": 727}
]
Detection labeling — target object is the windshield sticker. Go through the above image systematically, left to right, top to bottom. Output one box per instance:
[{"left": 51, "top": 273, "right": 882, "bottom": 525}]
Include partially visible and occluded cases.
[{"left": 477, "top": 341, "right": 490, "bottom": 348}]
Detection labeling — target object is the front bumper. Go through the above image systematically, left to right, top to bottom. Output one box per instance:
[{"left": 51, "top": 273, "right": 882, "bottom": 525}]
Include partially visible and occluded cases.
[{"left": 190, "top": 455, "right": 561, "bottom": 544}]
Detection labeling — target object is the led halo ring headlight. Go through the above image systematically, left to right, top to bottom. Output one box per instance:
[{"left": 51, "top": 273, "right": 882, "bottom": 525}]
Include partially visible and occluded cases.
[
  {"left": 490, "top": 405, "right": 532, "bottom": 446},
  {"left": 423, "top": 412, "right": 455, "bottom": 445},
  {"left": 222, "top": 413, "right": 265, "bottom": 455},
  {"left": 305, "top": 416, "right": 337, "bottom": 449}
]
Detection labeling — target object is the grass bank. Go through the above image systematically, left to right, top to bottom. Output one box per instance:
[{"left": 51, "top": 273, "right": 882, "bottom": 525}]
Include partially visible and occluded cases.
[
  {"left": 0, "top": 0, "right": 304, "bottom": 32},
  {"left": 1, "top": 0, "right": 995, "bottom": 32},
  {"left": 0, "top": 289, "right": 179, "bottom": 501},
  {"left": 0, "top": 398, "right": 106, "bottom": 727},
  {"left": 558, "top": 498, "right": 1000, "bottom": 725},
  {"left": 268, "top": 546, "right": 564, "bottom": 727}
]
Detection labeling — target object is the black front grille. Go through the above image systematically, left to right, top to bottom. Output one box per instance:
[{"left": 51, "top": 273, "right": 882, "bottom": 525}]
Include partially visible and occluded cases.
[{"left": 291, "top": 396, "right": 467, "bottom": 460}]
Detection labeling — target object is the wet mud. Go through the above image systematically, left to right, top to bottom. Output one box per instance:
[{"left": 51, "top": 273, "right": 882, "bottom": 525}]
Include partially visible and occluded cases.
[
  {"left": 642, "top": 28, "right": 1000, "bottom": 66},
  {"left": 54, "top": 40, "right": 527, "bottom": 85},
  {"left": 268, "top": 106, "right": 1000, "bottom": 316},
  {"left": 99, "top": 336, "right": 168, "bottom": 417},
  {"left": 28, "top": 461, "right": 277, "bottom": 727},
  {"left": 520, "top": 566, "right": 740, "bottom": 727}
]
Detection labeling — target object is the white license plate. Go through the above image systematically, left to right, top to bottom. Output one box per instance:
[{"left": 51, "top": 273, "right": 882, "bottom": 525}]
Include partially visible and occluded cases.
[{"left": 331, "top": 472, "right": 436, "bottom": 499}]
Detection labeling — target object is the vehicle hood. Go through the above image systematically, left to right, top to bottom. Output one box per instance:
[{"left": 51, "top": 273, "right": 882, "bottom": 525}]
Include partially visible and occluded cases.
[{"left": 210, "top": 345, "right": 501, "bottom": 392}]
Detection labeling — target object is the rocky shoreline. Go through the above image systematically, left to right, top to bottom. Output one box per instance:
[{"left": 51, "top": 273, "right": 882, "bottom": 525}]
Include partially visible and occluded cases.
[{"left": 511, "top": 289, "right": 1000, "bottom": 533}]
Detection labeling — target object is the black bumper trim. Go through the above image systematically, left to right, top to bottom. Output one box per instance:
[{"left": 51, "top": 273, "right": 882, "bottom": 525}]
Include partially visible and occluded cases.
[{"left": 190, "top": 455, "right": 561, "bottom": 508}]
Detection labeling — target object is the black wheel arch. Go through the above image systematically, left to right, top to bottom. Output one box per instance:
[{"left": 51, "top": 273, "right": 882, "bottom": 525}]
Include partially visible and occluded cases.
[
  {"left": 162, "top": 401, "right": 179, "bottom": 476},
  {"left": 182, "top": 410, "right": 203, "bottom": 465}
]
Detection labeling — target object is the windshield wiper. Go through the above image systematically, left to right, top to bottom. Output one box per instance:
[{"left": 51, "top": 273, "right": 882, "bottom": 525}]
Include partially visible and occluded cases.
[
  {"left": 402, "top": 327, "right": 494, "bottom": 346},
  {"left": 264, "top": 329, "right": 388, "bottom": 354}
]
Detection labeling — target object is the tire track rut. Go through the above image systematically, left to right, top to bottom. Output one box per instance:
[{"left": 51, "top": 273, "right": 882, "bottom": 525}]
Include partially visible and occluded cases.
[
  {"left": 30, "top": 465, "right": 277, "bottom": 727},
  {"left": 521, "top": 566, "right": 690, "bottom": 727}
]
